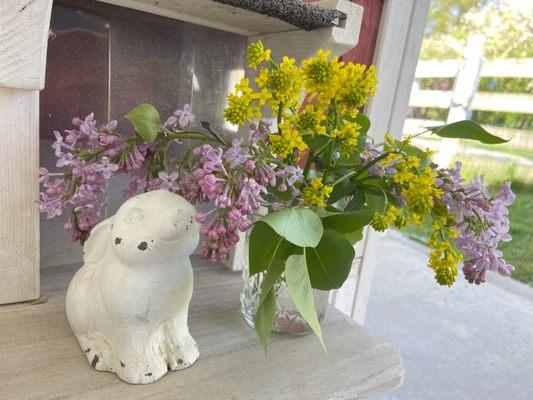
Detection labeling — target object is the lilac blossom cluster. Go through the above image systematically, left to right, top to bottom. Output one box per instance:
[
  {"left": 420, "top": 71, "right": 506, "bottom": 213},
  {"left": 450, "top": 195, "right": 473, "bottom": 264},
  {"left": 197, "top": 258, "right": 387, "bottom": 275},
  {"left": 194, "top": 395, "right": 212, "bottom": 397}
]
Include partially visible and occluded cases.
[
  {"left": 39, "top": 106, "right": 304, "bottom": 262},
  {"left": 39, "top": 107, "right": 194, "bottom": 244},
  {"left": 39, "top": 114, "right": 121, "bottom": 243},
  {"left": 179, "top": 136, "right": 303, "bottom": 261},
  {"left": 439, "top": 162, "right": 515, "bottom": 284}
]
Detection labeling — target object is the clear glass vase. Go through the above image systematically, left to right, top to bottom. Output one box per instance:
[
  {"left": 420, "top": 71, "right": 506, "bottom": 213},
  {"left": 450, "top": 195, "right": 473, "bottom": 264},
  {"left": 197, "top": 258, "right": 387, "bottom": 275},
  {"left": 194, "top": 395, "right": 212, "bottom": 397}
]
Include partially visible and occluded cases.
[{"left": 239, "top": 244, "right": 329, "bottom": 335}]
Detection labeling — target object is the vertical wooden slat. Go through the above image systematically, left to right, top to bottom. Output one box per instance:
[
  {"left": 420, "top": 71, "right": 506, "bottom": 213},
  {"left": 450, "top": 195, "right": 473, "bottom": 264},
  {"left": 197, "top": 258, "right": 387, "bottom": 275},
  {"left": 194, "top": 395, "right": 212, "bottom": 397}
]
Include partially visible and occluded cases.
[{"left": 0, "top": 88, "right": 40, "bottom": 304}]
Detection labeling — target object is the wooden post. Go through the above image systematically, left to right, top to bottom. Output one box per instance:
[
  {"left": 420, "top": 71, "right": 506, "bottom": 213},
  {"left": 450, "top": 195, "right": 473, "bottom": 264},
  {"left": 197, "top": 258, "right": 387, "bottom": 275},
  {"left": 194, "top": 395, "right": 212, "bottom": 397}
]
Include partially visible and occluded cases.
[
  {"left": 0, "top": 0, "right": 53, "bottom": 304},
  {"left": 331, "top": 0, "right": 431, "bottom": 324},
  {"left": 436, "top": 34, "right": 485, "bottom": 167}
]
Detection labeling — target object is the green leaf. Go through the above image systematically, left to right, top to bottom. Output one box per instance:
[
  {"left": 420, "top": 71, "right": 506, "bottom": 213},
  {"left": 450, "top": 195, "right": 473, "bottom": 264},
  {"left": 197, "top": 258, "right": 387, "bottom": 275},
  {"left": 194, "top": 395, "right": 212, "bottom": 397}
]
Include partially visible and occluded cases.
[
  {"left": 124, "top": 103, "right": 164, "bottom": 142},
  {"left": 345, "top": 113, "right": 370, "bottom": 136},
  {"left": 354, "top": 113, "right": 370, "bottom": 135},
  {"left": 428, "top": 120, "right": 509, "bottom": 144},
  {"left": 303, "top": 134, "right": 330, "bottom": 150},
  {"left": 327, "top": 178, "right": 353, "bottom": 205},
  {"left": 268, "top": 186, "right": 293, "bottom": 201},
  {"left": 345, "top": 188, "right": 366, "bottom": 211},
  {"left": 260, "top": 208, "right": 323, "bottom": 248},
  {"left": 322, "top": 209, "right": 373, "bottom": 233},
  {"left": 248, "top": 222, "right": 283, "bottom": 276},
  {"left": 345, "top": 228, "right": 363, "bottom": 245},
  {"left": 306, "top": 229, "right": 355, "bottom": 290},
  {"left": 285, "top": 254, "right": 325, "bottom": 349},
  {"left": 259, "top": 259, "right": 285, "bottom": 304},
  {"left": 254, "top": 288, "right": 276, "bottom": 354}
]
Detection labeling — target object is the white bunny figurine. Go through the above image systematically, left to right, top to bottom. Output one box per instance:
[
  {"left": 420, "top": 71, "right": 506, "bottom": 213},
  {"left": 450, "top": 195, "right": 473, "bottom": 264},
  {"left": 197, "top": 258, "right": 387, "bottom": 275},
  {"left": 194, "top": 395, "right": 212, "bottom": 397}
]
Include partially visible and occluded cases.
[{"left": 66, "top": 190, "right": 200, "bottom": 384}]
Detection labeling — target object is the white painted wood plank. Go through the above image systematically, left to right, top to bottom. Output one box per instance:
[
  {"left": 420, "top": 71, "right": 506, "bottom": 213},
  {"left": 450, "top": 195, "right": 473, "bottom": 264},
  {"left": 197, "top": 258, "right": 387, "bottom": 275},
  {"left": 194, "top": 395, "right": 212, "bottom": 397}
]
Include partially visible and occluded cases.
[
  {"left": 0, "top": 0, "right": 53, "bottom": 90},
  {"left": 251, "top": 0, "right": 364, "bottom": 63},
  {"left": 352, "top": 0, "right": 430, "bottom": 325},
  {"left": 365, "top": 0, "right": 415, "bottom": 142},
  {"left": 388, "top": 0, "right": 432, "bottom": 137},
  {"left": 416, "top": 58, "right": 533, "bottom": 79},
  {"left": 481, "top": 58, "right": 533, "bottom": 78},
  {"left": 415, "top": 60, "right": 460, "bottom": 78},
  {"left": 0, "top": 87, "right": 40, "bottom": 304},
  {"left": 409, "top": 89, "right": 453, "bottom": 109},
  {"left": 409, "top": 91, "right": 533, "bottom": 113},
  {"left": 472, "top": 92, "right": 533, "bottom": 114},
  {"left": 0, "top": 260, "right": 404, "bottom": 399}
]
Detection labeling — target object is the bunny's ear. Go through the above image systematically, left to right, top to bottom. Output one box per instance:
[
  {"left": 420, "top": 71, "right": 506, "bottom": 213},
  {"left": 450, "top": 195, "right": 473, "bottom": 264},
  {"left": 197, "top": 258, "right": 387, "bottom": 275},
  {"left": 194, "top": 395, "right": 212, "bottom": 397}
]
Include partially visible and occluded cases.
[{"left": 83, "top": 217, "right": 114, "bottom": 265}]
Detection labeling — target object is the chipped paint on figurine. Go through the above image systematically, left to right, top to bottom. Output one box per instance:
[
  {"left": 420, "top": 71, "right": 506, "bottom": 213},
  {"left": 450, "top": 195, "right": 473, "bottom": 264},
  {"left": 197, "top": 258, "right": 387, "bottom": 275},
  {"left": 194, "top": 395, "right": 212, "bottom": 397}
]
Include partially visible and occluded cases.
[{"left": 66, "top": 190, "right": 200, "bottom": 384}]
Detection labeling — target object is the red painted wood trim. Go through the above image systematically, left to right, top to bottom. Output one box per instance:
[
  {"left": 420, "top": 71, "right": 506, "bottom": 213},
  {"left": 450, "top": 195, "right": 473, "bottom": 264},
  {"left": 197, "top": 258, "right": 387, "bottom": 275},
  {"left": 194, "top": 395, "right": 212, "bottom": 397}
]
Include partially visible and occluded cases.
[
  {"left": 305, "top": 0, "right": 384, "bottom": 65},
  {"left": 342, "top": 0, "right": 384, "bottom": 65}
]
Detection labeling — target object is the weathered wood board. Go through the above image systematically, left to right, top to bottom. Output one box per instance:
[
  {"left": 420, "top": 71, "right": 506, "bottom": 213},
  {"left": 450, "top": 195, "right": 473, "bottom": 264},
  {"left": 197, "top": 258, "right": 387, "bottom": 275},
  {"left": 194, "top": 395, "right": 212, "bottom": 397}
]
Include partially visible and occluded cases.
[
  {"left": 0, "top": 88, "right": 40, "bottom": 304},
  {"left": 0, "top": 258, "right": 404, "bottom": 399}
]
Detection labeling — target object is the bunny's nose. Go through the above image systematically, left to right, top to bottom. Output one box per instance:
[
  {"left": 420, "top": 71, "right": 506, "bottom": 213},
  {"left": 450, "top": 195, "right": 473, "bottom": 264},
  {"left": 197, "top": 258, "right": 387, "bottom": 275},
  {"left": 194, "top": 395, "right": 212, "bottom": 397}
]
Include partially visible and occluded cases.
[{"left": 159, "top": 211, "right": 196, "bottom": 241}]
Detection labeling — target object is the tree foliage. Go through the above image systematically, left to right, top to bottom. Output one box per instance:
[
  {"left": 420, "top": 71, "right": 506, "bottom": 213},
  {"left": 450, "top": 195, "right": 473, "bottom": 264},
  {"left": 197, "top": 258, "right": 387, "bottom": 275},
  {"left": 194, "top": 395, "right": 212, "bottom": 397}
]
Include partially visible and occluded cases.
[{"left": 421, "top": 0, "right": 533, "bottom": 60}]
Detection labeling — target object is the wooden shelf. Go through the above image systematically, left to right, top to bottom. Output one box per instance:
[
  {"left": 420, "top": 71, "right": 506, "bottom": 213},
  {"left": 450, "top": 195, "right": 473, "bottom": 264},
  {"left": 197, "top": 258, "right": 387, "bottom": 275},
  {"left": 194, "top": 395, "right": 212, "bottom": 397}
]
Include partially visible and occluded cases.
[
  {"left": 96, "top": 0, "right": 336, "bottom": 36},
  {"left": 0, "top": 259, "right": 403, "bottom": 399}
]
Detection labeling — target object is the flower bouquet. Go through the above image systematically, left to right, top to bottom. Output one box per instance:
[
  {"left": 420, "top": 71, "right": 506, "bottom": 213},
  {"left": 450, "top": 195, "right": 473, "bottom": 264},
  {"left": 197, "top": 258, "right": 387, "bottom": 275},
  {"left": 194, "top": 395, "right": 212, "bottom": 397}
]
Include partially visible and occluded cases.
[{"left": 40, "top": 42, "right": 515, "bottom": 351}]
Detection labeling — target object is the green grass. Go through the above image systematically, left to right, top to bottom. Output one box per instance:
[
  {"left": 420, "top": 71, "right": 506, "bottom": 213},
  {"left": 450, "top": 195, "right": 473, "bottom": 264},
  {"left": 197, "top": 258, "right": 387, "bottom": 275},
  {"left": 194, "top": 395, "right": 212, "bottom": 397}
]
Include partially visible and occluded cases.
[{"left": 402, "top": 156, "right": 533, "bottom": 286}]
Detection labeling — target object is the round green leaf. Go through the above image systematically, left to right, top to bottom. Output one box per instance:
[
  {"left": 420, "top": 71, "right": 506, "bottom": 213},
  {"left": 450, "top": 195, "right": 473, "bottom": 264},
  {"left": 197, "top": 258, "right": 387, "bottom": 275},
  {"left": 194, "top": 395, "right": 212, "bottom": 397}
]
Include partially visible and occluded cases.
[
  {"left": 124, "top": 103, "right": 163, "bottom": 142},
  {"left": 260, "top": 208, "right": 323, "bottom": 248},
  {"left": 322, "top": 209, "right": 373, "bottom": 233},
  {"left": 248, "top": 222, "right": 283, "bottom": 276},
  {"left": 306, "top": 229, "right": 355, "bottom": 290}
]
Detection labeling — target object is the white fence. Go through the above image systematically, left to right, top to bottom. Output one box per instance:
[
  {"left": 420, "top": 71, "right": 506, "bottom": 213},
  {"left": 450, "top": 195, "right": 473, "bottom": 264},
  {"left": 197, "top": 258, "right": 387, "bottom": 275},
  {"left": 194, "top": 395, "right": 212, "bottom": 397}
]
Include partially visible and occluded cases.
[{"left": 404, "top": 54, "right": 533, "bottom": 152}]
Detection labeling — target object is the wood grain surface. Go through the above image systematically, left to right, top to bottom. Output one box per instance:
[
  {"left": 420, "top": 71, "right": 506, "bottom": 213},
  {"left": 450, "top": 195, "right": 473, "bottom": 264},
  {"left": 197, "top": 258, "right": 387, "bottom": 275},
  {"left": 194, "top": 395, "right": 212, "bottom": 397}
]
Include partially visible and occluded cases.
[
  {"left": 0, "top": 87, "right": 40, "bottom": 304},
  {"left": 0, "top": 258, "right": 404, "bottom": 399}
]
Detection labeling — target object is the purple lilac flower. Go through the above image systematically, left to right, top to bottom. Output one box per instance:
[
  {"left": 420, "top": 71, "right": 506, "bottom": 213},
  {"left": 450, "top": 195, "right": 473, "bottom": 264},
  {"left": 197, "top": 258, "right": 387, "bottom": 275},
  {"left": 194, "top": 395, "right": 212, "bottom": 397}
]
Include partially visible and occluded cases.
[
  {"left": 165, "top": 104, "right": 196, "bottom": 132},
  {"left": 250, "top": 119, "right": 273, "bottom": 144},
  {"left": 51, "top": 131, "right": 72, "bottom": 156},
  {"left": 224, "top": 138, "right": 248, "bottom": 167},
  {"left": 179, "top": 142, "right": 269, "bottom": 261},
  {"left": 92, "top": 157, "right": 119, "bottom": 179},
  {"left": 438, "top": 163, "right": 515, "bottom": 284},
  {"left": 158, "top": 171, "right": 180, "bottom": 192}
]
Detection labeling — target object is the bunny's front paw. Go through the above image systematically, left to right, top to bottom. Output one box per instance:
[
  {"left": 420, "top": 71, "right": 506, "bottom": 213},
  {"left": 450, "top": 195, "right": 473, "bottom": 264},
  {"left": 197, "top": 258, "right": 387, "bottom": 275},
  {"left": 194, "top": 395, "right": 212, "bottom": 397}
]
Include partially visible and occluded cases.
[{"left": 169, "top": 333, "right": 199, "bottom": 370}]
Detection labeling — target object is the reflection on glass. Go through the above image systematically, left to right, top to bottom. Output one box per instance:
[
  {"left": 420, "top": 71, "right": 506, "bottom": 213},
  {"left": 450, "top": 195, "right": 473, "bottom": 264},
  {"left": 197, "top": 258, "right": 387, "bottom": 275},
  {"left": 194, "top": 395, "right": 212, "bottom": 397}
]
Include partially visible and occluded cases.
[{"left": 39, "top": 0, "right": 247, "bottom": 267}]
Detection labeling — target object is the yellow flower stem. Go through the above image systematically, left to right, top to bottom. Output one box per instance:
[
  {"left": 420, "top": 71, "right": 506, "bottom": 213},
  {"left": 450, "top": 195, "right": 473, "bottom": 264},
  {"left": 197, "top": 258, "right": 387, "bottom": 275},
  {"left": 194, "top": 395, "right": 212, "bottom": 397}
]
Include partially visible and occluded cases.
[
  {"left": 269, "top": 59, "right": 279, "bottom": 70},
  {"left": 331, "top": 101, "right": 339, "bottom": 130},
  {"left": 277, "top": 103, "right": 283, "bottom": 125},
  {"left": 302, "top": 150, "right": 314, "bottom": 181},
  {"left": 332, "top": 151, "right": 402, "bottom": 187},
  {"left": 265, "top": 157, "right": 284, "bottom": 166}
]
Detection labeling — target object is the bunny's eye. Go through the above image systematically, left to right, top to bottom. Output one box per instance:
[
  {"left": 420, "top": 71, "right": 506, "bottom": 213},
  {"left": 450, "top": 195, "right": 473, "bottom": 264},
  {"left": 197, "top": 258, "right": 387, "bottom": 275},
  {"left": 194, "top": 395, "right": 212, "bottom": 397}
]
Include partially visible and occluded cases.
[{"left": 125, "top": 207, "right": 144, "bottom": 224}]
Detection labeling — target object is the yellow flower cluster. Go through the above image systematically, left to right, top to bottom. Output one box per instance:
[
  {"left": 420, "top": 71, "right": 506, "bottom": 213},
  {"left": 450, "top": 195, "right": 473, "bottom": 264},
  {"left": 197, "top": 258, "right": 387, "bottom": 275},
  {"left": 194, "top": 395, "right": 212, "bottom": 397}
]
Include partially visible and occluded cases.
[
  {"left": 247, "top": 41, "right": 271, "bottom": 69},
  {"left": 223, "top": 43, "right": 379, "bottom": 162},
  {"left": 301, "top": 49, "right": 343, "bottom": 105},
  {"left": 256, "top": 56, "right": 303, "bottom": 110},
  {"left": 337, "top": 64, "right": 378, "bottom": 111},
  {"left": 224, "top": 78, "right": 269, "bottom": 125},
  {"left": 295, "top": 105, "right": 326, "bottom": 135},
  {"left": 269, "top": 118, "right": 308, "bottom": 158},
  {"left": 330, "top": 118, "right": 361, "bottom": 157},
  {"left": 393, "top": 164, "right": 442, "bottom": 216},
  {"left": 302, "top": 178, "right": 332, "bottom": 207},
  {"left": 371, "top": 205, "right": 408, "bottom": 232},
  {"left": 428, "top": 241, "right": 462, "bottom": 286}
]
